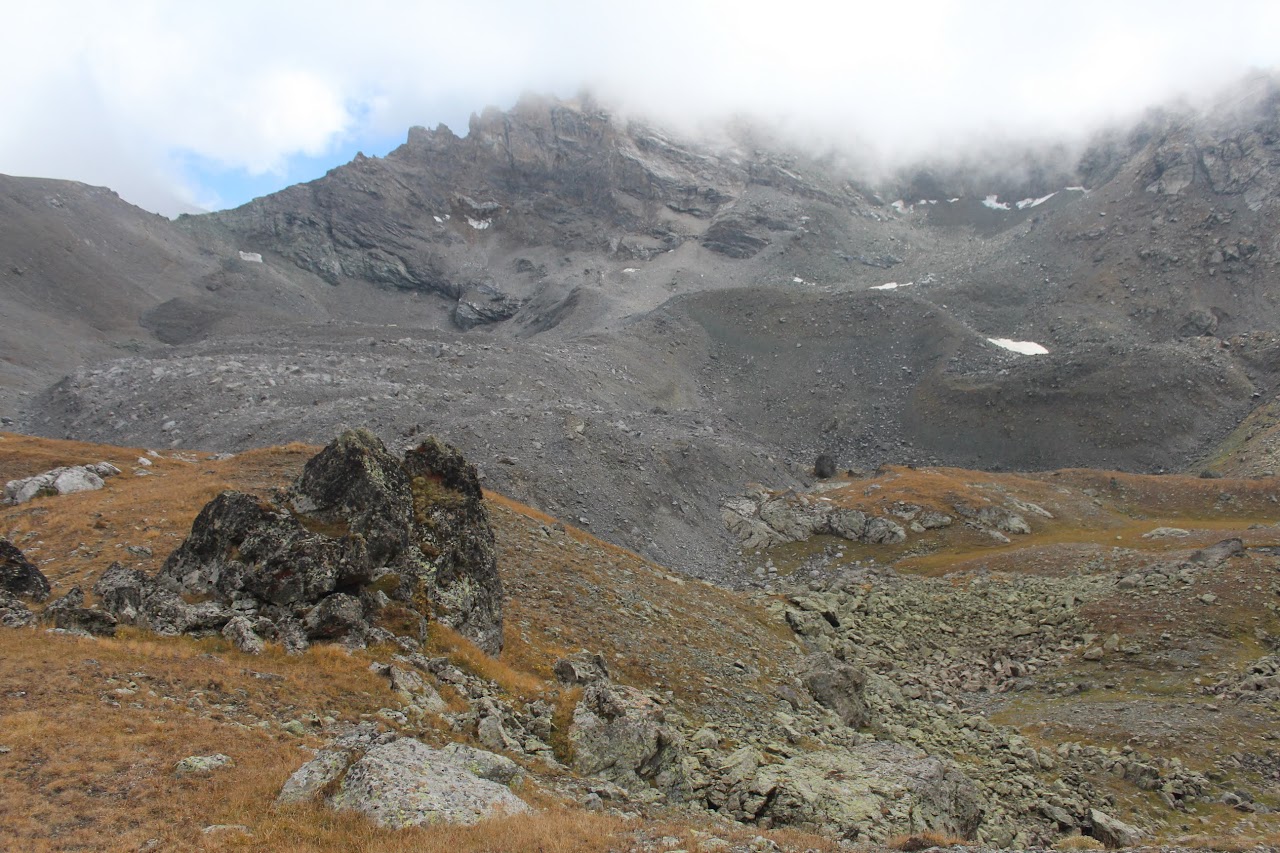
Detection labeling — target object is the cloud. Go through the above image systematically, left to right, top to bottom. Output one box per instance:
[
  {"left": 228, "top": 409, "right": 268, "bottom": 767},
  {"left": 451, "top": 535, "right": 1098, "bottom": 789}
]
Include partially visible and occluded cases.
[{"left": 2, "top": 0, "right": 1277, "bottom": 215}]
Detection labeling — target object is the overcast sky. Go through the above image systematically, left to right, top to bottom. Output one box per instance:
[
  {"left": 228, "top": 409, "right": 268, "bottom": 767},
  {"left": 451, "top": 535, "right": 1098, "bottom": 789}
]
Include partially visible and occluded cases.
[{"left": 3, "top": 1, "right": 1278, "bottom": 216}]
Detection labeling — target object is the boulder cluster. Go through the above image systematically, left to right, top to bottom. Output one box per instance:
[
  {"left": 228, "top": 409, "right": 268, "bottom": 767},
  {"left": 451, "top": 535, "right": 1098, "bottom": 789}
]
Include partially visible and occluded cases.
[{"left": 68, "top": 429, "right": 503, "bottom": 654}]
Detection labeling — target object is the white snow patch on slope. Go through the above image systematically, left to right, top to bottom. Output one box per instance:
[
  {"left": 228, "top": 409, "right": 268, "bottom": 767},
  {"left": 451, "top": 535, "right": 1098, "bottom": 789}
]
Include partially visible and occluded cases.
[
  {"left": 1065, "top": 186, "right": 1087, "bottom": 193},
  {"left": 1016, "top": 192, "right": 1056, "bottom": 209},
  {"left": 982, "top": 195, "right": 1011, "bottom": 211},
  {"left": 890, "top": 200, "right": 909, "bottom": 213},
  {"left": 433, "top": 215, "right": 443, "bottom": 223},
  {"left": 466, "top": 217, "right": 491, "bottom": 230},
  {"left": 238, "top": 251, "right": 262, "bottom": 263},
  {"left": 871, "top": 281, "right": 913, "bottom": 291},
  {"left": 988, "top": 338, "right": 1049, "bottom": 355}
]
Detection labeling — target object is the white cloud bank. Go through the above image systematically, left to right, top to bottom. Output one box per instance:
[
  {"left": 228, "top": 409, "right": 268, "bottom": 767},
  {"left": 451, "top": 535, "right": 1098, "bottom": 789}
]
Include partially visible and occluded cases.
[{"left": 2, "top": 0, "right": 1278, "bottom": 215}]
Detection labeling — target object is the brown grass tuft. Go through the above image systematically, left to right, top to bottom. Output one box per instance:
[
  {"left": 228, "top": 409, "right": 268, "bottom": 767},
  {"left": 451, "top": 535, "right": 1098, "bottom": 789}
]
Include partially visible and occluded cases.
[{"left": 1053, "top": 835, "right": 1106, "bottom": 851}]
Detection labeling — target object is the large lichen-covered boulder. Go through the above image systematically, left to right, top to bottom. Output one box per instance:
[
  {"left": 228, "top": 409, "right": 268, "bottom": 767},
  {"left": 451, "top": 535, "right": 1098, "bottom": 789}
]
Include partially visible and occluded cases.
[
  {"left": 287, "top": 428, "right": 411, "bottom": 566},
  {"left": 103, "top": 429, "right": 505, "bottom": 655},
  {"left": 400, "top": 436, "right": 503, "bottom": 654},
  {"left": 0, "top": 536, "right": 50, "bottom": 602},
  {"left": 802, "top": 654, "right": 871, "bottom": 729},
  {"left": 569, "top": 681, "right": 690, "bottom": 798},
  {"left": 327, "top": 738, "right": 529, "bottom": 828}
]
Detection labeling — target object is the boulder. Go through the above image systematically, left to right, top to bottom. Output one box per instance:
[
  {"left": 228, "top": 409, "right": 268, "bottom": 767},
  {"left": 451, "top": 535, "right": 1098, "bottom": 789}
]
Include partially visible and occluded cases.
[
  {"left": 287, "top": 427, "right": 411, "bottom": 567},
  {"left": 106, "top": 430, "right": 504, "bottom": 654},
  {"left": 401, "top": 436, "right": 504, "bottom": 654},
  {"left": 814, "top": 453, "right": 837, "bottom": 479},
  {"left": 4, "top": 465, "right": 110, "bottom": 504},
  {"left": 161, "top": 490, "right": 365, "bottom": 607},
  {"left": 0, "top": 536, "right": 50, "bottom": 601},
  {"left": 1190, "top": 537, "right": 1245, "bottom": 566},
  {"left": 42, "top": 588, "right": 117, "bottom": 637},
  {"left": 0, "top": 592, "right": 36, "bottom": 628},
  {"left": 222, "top": 615, "right": 265, "bottom": 654},
  {"left": 553, "top": 650, "right": 611, "bottom": 685},
  {"left": 802, "top": 654, "right": 871, "bottom": 729},
  {"left": 569, "top": 682, "right": 689, "bottom": 797},
  {"left": 328, "top": 738, "right": 529, "bottom": 828},
  {"left": 706, "top": 742, "right": 984, "bottom": 842},
  {"left": 277, "top": 749, "right": 352, "bottom": 804},
  {"left": 175, "top": 754, "right": 235, "bottom": 775},
  {"left": 1088, "top": 808, "right": 1143, "bottom": 848}
]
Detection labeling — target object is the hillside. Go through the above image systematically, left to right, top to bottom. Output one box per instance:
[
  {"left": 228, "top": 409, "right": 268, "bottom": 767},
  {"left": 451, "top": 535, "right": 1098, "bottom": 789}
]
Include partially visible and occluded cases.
[{"left": 4, "top": 432, "right": 1280, "bottom": 851}]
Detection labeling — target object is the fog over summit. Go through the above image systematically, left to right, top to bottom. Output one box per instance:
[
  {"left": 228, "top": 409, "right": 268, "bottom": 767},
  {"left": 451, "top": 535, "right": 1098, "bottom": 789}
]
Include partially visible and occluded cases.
[{"left": 3, "top": 0, "right": 1278, "bottom": 215}]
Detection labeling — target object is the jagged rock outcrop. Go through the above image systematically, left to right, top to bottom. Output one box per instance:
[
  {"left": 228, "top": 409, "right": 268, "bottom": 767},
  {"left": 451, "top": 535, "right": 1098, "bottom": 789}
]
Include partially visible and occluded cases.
[
  {"left": 96, "top": 429, "right": 505, "bottom": 654},
  {"left": 41, "top": 587, "right": 117, "bottom": 636}
]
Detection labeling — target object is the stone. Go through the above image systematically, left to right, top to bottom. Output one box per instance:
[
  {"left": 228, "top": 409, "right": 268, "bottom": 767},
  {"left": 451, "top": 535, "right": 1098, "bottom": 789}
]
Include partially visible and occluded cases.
[
  {"left": 286, "top": 427, "right": 411, "bottom": 568},
  {"left": 401, "top": 435, "right": 504, "bottom": 654},
  {"left": 814, "top": 453, "right": 837, "bottom": 479},
  {"left": 5, "top": 465, "right": 108, "bottom": 504},
  {"left": 0, "top": 536, "right": 49, "bottom": 601},
  {"left": 1190, "top": 538, "right": 1245, "bottom": 566},
  {"left": 92, "top": 562, "right": 149, "bottom": 622},
  {"left": 42, "top": 588, "right": 117, "bottom": 636},
  {"left": 0, "top": 592, "right": 35, "bottom": 628},
  {"left": 304, "top": 593, "right": 367, "bottom": 640},
  {"left": 222, "top": 615, "right": 265, "bottom": 654},
  {"left": 553, "top": 650, "right": 611, "bottom": 685},
  {"left": 802, "top": 654, "right": 870, "bottom": 729},
  {"left": 570, "top": 682, "right": 689, "bottom": 797},
  {"left": 328, "top": 738, "right": 529, "bottom": 828},
  {"left": 440, "top": 742, "right": 523, "bottom": 784},
  {"left": 277, "top": 749, "right": 352, "bottom": 804},
  {"left": 175, "top": 753, "right": 235, "bottom": 775},
  {"left": 1088, "top": 808, "right": 1143, "bottom": 848}
]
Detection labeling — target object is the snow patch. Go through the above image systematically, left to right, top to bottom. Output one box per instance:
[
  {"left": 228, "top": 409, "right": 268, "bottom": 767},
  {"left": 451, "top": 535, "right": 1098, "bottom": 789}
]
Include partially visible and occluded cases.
[
  {"left": 1065, "top": 186, "right": 1087, "bottom": 193},
  {"left": 1016, "top": 192, "right": 1056, "bottom": 210},
  {"left": 982, "top": 195, "right": 1011, "bottom": 211},
  {"left": 948, "top": 198, "right": 960, "bottom": 203},
  {"left": 890, "top": 200, "right": 909, "bottom": 214},
  {"left": 433, "top": 215, "right": 443, "bottom": 223},
  {"left": 466, "top": 217, "right": 491, "bottom": 230},
  {"left": 237, "top": 251, "right": 262, "bottom": 263},
  {"left": 622, "top": 268, "right": 638, "bottom": 273},
  {"left": 871, "top": 281, "right": 913, "bottom": 291},
  {"left": 988, "top": 338, "right": 1049, "bottom": 355}
]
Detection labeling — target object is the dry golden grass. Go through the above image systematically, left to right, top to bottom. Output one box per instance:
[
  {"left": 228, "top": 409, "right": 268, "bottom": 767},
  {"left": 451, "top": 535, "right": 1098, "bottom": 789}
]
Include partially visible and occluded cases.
[
  {"left": 426, "top": 621, "right": 547, "bottom": 700},
  {"left": 886, "top": 830, "right": 966, "bottom": 850},
  {"left": 1052, "top": 835, "right": 1105, "bottom": 851}
]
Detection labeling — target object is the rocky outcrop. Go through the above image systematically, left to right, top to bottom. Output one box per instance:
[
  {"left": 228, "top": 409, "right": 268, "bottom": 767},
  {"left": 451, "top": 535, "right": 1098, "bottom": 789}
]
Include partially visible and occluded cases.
[
  {"left": 96, "top": 429, "right": 505, "bottom": 654},
  {"left": 4, "top": 462, "right": 119, "bottom": 504},
  {"left": 722, "top": 490, "right": 906, "bottom": 550},
  {"left": 1, "top": 536, "right": 49, "bottom": 602},
  {"left": 802, "top": 654, "right": 870, "bottom": 729},
  {"left": 569, "top": 680, "right": 691, "bottom": 798},
  {"left": 702, "top": 742, "right": 984, "bottom": 842}
]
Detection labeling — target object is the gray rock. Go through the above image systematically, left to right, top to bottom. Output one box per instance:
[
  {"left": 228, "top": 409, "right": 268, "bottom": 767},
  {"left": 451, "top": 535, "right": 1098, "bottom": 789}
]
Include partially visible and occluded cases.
[
  {"left": 0, "top": 536, "right": 49, "bottom": 601},
  {"left": 1190, "top": 537, "right": 1245, "bottom": 566},
  {"left": 42, "top": 588, "right": 117, "bottom": 636},
  {"left": 0, "top": 592, "right": 36, "bottom": 628},
  {"left": 304, "top": 593, "right": 367, "bottom": 640},
  {"left": 222, "top": 615, "right": 265, "bottom": 654},
  {"left": 553, "top": 650, "right": 611, "bottom": 685},
  {"left": 802, "top": 654, "right": 870, "bottom": 729},
  {"left": 570, "top": 682, "right": 689, "bottom": 797},
  {"left": 329, "top": 738, "right": 529, "bottom": 828},
  {"left": 440, "top": 742, "right": 523, "bottom": 784},
  {"left": 277, "top": 749, "right": 352, "bottom": 804},
  {"left": 175, "top": 753, "right": 235, "bottom": 775},
  {"left": 1088, "top": 807, "right": 1144, "bottom": 848}
]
